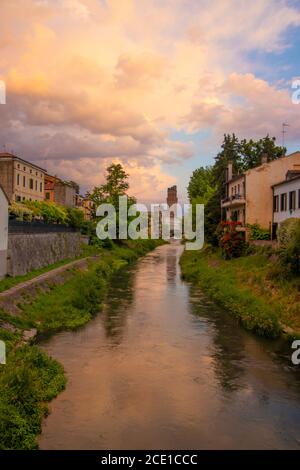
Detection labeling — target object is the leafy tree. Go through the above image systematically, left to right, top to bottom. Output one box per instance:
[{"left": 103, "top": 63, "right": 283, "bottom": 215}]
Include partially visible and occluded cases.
[
  {"left": 187, "top": 134, "right": 285, "bottom": 247},
  {"left": 240, "top": 135, "right": 285, "bottom": 171},
  {"left": 88, "top": 163, "right": 133, "bottom": 212},
  {"left": 88, "top": 163, "right": 136, "bottom": 238},
  {"left": 187, "top": 166, "right": 216, "bottom": 204}
]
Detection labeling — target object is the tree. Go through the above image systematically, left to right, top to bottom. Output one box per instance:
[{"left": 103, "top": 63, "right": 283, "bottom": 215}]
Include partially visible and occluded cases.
[
  {"left": 187, "top": 134, "right": 285, "bottom": 247},
  {"left": 240, "top": 135, "right": 285, "bottom": 171},
  {"left": 88, "top": 163, "right": 130, "bottom": 210},
  {"left": 88, "top": 163, "right": 136, "bottom": 239},
  {"left": 187, "top": 166, "right": 216, "bottom": 204}
]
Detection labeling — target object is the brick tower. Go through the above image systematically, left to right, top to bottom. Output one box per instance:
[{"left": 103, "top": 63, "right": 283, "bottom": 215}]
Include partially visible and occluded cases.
[{"left": 167, "top": 185, "right": 178, "bottom": 207}]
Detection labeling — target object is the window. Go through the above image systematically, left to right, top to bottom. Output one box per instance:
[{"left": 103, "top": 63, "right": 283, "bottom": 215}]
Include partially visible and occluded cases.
[
  {"left": 17, "top": 164, "right": 20, "bottom": 169},
  {"left": 23, "top": 166, "right": 26, "bottom": 171},
  {"left": 30, "top": 169, "right": 32, "bottom": 174},
  {"left": 36, "top": 172, "right": 38, "bottom": 176},
  {"left": 17, "top": 174, "right": 20, "bottom": 185},
  {"left": 23, "top": 175, "right": 26, "bottom": 187},
  {"left": 29, "top": 178, "right": 34, "bottom": 190},
  {"left": 35, "top": 180, "right": 38, "bottom": 191},
  {"left": 40, "top": 182, "right": 43, "bottom": 192},
  {"left": 238, "top": 184, "right": 240, "bottom": 194},
  {"left": 231, "top": 187, "right": 233, "bottom": 195},
  {"left": 289, "top": 191, "right": 296, "bottom": 211},
  {"left": 45, "top": 192, "right": 50, "bottom": 200},
  {"left": 280, "top": 193, "right": 287, "bottom": 211},
  {"left": 15, "top": 195, "right": 21, "bottom": 202},
  {"left": 273, "top": 195, "right": 279, "bottom": 212}
]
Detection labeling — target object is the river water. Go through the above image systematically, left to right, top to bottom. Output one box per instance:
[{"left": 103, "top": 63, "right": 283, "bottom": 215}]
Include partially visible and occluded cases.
[{"left": 39, "top": 242, "right": 300, "bottom": 449}]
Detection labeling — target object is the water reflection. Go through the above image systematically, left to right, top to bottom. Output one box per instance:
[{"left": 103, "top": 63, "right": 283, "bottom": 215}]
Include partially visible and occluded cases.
[
  {"left": 39, "top": 242, "right": 300, "bottom": 450},
  {"left": 101, "top": 266, "right": 135, "bottom": 346}
]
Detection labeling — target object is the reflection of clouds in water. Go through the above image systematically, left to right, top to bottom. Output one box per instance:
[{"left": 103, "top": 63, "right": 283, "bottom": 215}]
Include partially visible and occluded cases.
[
  {"left": 40, "top": 243, "right": 300, "bottom": 450},
  {"left": 101, "top": 266, "right": 135, "bottom": 347}
]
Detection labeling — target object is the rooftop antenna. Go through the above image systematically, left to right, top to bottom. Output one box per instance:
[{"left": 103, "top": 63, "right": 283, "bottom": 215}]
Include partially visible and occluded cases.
[{"left": 282, "top": 123, "right": 289, "bottom": 152}]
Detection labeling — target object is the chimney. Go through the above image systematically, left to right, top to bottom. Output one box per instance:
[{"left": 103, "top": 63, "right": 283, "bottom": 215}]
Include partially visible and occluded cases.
[
  {"left": 261, "top": 153, "right": 268, "bottom": 164},
  {"left": 227, "top": 161, "right": 233, "bottom": 181}
]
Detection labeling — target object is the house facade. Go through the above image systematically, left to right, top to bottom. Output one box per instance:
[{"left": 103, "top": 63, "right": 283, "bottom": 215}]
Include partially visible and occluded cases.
[
  {"left": 221, "top": 151, "right": 300, "bottom": 237},
  {"left": 0, "top": 152, "right": 46, "bottom": 203},
  {"left": 273, "top": 171, "right": 300, "bottom": 226},
  {"left": 44, "top": 174, "right": 77, "bottom": 207},
  {"left": 0, "top": 184, "right": 8, "bottom": 278},
  {"left": 75, "top": 194, "right": 94, "bottom": 220}
]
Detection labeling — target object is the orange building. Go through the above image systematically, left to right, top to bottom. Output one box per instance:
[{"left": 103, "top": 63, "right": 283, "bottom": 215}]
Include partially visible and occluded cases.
[{"left": 221, "top": 151, "right": 300, "bottom": 238}]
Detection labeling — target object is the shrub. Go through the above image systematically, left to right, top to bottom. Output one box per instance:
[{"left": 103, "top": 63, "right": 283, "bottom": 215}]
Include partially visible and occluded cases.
[
  {"left": 40, "top": 202, "right": 68, "bottom": 224},
  {"left": 9, "top": 203, "right": 34, "bottom": 221},
  {"left": 66, "top": 207, "right": 85, "bottom": 229},
  {"left": 277, "top": 218, "right": 300, "bottom": 276},
  {"left": 218, "top": 221, "right": 246, "bottom": 259},
  {"left": 247, "top": 223, "right": 270, "bottom": 240}
]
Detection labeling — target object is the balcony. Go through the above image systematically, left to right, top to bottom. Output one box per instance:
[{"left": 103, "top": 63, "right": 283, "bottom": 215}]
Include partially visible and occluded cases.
[{"left": 221, "top": 194, "right": 246, "bottom": 208}]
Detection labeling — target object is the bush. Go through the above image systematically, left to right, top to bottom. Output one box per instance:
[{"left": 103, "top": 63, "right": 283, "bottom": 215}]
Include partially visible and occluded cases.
[
  {"left": 9, "top": 203, "right": 34, "bottom": 221},
  {"left": 66, "top": 207, "right": 85, "bottom": 228},
  {"left": 277, "top": 218, "right": 300, "bottom": 276},
  {"left": 217, "top": 221, "right": 246, "bottom": 259},
  {"left": 247, "top": 223, "right": 270, "bottom": 240}
]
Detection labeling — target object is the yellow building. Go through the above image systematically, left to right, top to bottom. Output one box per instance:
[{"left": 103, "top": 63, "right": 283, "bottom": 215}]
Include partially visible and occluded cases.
[
  {"left": 221, "top": 151, "right": 300, "bottom": 237},
  {"left": 0, "top": 152, "right": 46, "bottom": 203}
]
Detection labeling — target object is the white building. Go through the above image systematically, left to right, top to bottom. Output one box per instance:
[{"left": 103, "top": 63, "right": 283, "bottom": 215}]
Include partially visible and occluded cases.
[
  {"left": 272, "top": 170, "right": 300, "bottom": 228},
  {"left": 0, "top": 184, "right": 9, "bottom": 278}
]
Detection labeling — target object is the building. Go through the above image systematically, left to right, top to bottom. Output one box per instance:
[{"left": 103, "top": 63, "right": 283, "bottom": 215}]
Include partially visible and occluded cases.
[
  {"left": 0, "top": 152, "right": 46, "bottom": 203},
  {"left": 221, "top": 152, "right": 300, "bottom": 237},
  {"left": 272, "top": 170, "right": 300, "bottom": 230},
  {"left": 44, "top": 174, "right": 77, "bottom": 207},
  {"left": 44, "top": 174, "right": 58, "bottom": 202},
  {"left": 0, "top": 184, "right": 8, "bottom": 278},
  {"left": 167, "top": 185, "right": 178, "bottom": 207},
  {"left": 75, "top": 194, "right": 94, "bottom": 220}
]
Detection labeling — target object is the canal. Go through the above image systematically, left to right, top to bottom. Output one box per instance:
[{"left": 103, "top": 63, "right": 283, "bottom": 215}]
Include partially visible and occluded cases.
[{"left": 39, "top": 242, "right": 300, "bottom": 449}]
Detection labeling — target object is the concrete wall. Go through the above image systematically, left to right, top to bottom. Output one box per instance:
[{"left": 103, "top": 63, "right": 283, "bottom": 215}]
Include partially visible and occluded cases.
[
  {"left": 245, "top": 152, "right": 300, "bottom": 229},
  {"left": 0, "top": 187, "right": 8, "bottom": 278},
  {"left": 7, "top": 232, "right": 82, "bottom": 276}
]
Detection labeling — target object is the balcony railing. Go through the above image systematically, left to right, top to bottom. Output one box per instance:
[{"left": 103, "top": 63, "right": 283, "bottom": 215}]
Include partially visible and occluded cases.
[{"left": 221, "top": 194, "right": 246, "bottom": 206}]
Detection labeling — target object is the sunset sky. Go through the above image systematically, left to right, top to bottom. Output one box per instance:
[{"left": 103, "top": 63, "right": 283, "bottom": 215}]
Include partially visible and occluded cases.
[{"left": 1, "top": 0, "right": 300, "bottom": 203}]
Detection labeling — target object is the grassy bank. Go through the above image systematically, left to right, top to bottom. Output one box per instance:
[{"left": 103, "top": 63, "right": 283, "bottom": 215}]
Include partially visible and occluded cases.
[
  {"left": 0, "top": 239, "right": 164, "bottom": 449},
  {"left": 180, "top": 247, "right": 300, "bottom": 339}
]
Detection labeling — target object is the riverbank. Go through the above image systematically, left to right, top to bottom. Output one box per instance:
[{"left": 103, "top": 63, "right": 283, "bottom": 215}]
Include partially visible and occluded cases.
[
  {"left": 0, "top": 239, "right": 164, "bottom": 450},
  {"left": 180, "top": 246, "right": 300, "bottom": 340}
]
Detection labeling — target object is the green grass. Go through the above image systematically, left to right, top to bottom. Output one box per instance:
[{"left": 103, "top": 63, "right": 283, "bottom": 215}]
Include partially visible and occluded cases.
[
  {"left": 0, "top": 238, "right": 164, "bottom": 449},
  {"left": 180, "top": 247, "right": 300, "bottom": 339},
  {"left": 0, "top": 346, "right": 66, "bottom": 450}
]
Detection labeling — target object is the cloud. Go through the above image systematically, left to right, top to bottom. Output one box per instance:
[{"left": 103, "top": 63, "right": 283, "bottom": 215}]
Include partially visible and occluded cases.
[{"left": 0, "top": 0, "right": 299, "bottom": 200}]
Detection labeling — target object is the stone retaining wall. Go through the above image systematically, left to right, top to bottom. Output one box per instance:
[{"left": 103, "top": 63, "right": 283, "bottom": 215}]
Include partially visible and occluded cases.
[{"left": 7, "top": 232, "right": 82, "bottom": 276}]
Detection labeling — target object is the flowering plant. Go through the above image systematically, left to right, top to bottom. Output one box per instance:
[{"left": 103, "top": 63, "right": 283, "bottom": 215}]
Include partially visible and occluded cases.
[{"left": 217, "top": 220, "right": 246, "bottom": 259}]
